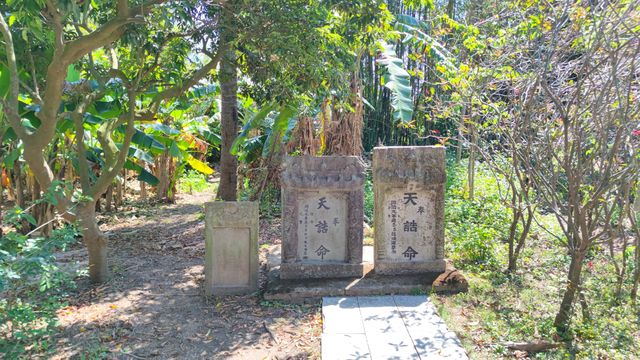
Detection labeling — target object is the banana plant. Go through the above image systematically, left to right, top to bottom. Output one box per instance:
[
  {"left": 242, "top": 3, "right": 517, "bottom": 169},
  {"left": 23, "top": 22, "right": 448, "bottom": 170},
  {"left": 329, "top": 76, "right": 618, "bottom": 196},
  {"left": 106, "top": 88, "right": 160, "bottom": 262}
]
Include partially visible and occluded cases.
[{"left": 230, "top": 101, "right": 298, "bottom": 163}]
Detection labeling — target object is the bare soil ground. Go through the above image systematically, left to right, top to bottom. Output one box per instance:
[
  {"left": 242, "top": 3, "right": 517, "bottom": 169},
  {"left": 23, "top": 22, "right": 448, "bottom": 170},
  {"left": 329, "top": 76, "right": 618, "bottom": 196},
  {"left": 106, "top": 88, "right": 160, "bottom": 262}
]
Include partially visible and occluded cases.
[{"left": 52, "top": 191, "right": 321, "bottom": 360}]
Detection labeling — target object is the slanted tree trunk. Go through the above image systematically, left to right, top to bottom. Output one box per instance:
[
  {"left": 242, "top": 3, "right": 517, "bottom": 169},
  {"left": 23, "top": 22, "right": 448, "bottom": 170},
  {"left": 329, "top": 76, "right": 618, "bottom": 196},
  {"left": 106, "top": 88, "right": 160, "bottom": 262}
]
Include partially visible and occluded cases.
[
  {"left": 216, "top": 47, "right": 238, "bottom": 201},
  {"left": 554, "top": 249, "right": 586, "bottom": 332}
]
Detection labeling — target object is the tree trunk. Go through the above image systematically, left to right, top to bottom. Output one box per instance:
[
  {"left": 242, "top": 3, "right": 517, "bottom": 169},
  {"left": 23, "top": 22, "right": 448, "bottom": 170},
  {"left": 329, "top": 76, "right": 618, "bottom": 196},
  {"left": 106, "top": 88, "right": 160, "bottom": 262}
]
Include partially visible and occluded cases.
[
  {"left": 447, "top": 0, "right": 455, "bottom": 19},
  {"left": 216, "top": 47, "right": 239, "bottom": 201},
  {"left": 467, "top": 124, "right": 476, "bottom": 200},
  {"left": 155, "top": 151, "right": 171, "bottom": 201},
  {"left": 12, "top": 161, "right": 25, "bottom": 208},
  {"left": 140, "top": 180, "right": 147, "bottom": 200},
  {"left": 105, "top": 185, "right": 113, "bottom": 212},
  {"left": 78, "top": 204, "right": 108, "bottom": 283},
  {"left": 554, "top": 250, "right": 586, "bottom": 332}
]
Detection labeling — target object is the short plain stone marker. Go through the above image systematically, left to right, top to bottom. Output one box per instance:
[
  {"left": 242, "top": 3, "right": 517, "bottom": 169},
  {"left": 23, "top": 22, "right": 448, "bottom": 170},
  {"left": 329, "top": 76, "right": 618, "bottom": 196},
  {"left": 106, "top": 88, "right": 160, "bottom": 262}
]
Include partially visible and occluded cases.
[
  {"left": 373, "top": 146, "right": 447, "bottom": 275},
  {"left": 280, "top": 156, "right": 366, "bottom": 279},
  {"left": 204, "top": 201, "right": 258, "bottom": 296},
  {"left": 321, "top": 295, "right": 468, "bottom": 360}
]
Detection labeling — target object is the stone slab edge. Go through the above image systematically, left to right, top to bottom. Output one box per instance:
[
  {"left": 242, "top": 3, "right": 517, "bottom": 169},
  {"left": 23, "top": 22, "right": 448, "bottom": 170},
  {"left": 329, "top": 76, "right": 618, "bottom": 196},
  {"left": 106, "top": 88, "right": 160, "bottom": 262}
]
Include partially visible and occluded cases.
[
  {"left": 374, "top": 259, "right": 447, "bottom": 275},
  {"left": 279, "top": 263, "right": 365, "bottom": 279}
]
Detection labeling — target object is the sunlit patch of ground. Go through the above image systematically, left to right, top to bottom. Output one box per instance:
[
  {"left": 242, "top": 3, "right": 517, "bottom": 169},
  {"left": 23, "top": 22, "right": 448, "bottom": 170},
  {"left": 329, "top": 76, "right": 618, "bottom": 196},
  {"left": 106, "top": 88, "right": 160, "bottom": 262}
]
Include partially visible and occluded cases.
[{"left": 51, "top": 190, "right": 321, "bottom": 359}]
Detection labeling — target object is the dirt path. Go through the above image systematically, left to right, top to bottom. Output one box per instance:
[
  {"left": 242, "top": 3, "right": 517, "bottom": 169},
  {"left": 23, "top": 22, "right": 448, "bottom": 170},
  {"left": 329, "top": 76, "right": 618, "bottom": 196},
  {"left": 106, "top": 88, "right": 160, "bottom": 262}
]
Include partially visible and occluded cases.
[{"left": 52, "top": 192, "right": 321, "bottom": 360}]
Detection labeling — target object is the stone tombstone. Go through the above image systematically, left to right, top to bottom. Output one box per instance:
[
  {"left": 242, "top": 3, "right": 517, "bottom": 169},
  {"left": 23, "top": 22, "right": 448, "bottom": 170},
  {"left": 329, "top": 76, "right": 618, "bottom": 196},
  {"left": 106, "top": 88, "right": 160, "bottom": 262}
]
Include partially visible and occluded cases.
[
  {"left": 373, "top": 146, "right": 446, "bottom": 274},
  {"left": 280, "top": 156, "right": 366, "bottom": 279},
  {"left": 204, "top": 201, "right": 259, "bottom": 296}
]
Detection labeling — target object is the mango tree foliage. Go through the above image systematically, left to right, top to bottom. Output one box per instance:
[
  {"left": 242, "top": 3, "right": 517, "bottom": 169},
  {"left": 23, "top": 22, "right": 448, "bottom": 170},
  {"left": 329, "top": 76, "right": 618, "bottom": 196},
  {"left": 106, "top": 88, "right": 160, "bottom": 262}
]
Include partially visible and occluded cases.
[{"left": 0, "top": 0, "right": 227, "bottom": 282}]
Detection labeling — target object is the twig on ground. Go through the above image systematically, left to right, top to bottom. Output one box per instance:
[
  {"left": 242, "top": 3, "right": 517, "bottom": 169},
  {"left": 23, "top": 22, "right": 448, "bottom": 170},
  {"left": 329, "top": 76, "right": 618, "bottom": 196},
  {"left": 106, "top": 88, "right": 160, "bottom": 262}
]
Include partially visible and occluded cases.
[
  {"left": 263, "top": 321, "right": 279, "bottom": 344},
  {"left": 504, "top": 340, "right": 562, "bottom": 353},
  {"left": 110, "top": 350, "right": 148, "bottom": 359}
]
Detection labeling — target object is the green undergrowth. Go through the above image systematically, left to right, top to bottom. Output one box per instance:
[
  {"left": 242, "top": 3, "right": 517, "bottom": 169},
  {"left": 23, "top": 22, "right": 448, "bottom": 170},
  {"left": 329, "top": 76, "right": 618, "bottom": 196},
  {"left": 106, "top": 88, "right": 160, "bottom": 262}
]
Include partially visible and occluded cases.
[
  {"left": 437, "top": 158, "right": 640, "bottom": 359},
  {"left": 177, "top": 170, "right": 216, "bottom": 194},
  {"left": 1, "top": 206, "right": 83, "bottom": 358}
]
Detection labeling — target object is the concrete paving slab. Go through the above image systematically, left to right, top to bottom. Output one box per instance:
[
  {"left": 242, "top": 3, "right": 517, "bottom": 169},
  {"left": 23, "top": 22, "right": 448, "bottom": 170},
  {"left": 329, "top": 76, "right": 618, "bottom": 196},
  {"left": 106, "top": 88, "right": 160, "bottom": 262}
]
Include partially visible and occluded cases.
[
  {"left": 321, "top": 295, "right": 468, "bottom": 360},
  {"left": 357, "top": 296, "right": 419, "bottom": 359},
  {"left": 323, "top": 297, "right": 365, "bottom": 334},
  {"left": 322, "top": 333, "right": 371, "bottom": 360}
]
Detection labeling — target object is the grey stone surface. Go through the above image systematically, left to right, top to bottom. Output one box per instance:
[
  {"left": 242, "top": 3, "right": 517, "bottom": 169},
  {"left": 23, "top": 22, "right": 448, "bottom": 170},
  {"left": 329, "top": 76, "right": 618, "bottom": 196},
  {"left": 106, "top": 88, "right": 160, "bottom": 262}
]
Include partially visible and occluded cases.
[
  {"left": 373, "top": 146, "right": 447, "bottom": 275},
  {"left": 281, "top": 156, "right": 366, "bottom": 279},
  {"left": 204, "top": 201, "right": 259, "bottom": 296},
  {"left": 321, "top": 295, "right": 468, "bottom": 360},
  {"left": 323, "top": 297, "right": 365, "bottom": 334},
  {"left": 321, "top": 333, "right": 371, "bottom": 360}
]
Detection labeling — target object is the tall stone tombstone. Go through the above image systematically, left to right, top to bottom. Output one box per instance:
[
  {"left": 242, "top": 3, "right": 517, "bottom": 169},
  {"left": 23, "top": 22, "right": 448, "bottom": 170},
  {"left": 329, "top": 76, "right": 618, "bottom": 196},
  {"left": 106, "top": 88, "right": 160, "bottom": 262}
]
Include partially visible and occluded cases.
[
  {"left": 373, "top": 146, "right": 446, "bottom": 274},
  {"left": 280, "top": 156, "right": 366, "bottom": 279},
  {"left": 204, "top": 201, "right": 259, "bottom": 296}
]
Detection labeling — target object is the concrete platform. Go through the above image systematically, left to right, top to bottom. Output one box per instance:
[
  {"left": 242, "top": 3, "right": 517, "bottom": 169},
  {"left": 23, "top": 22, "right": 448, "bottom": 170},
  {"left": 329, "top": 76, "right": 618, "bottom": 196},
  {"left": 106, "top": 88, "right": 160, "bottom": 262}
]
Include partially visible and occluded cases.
[{"left": 263, "top": 245, "right": 467, "bottom": 302}]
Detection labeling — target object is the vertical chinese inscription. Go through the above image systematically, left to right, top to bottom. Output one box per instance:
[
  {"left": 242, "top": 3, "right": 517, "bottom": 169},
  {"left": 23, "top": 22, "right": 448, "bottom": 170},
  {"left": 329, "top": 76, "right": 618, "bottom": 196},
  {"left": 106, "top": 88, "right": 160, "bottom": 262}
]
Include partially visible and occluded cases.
[
  {"left": 383, "top": 189, "right": 437, "bottom": 261},
  {"left": 296, "top": 191, "right": 347, "bottom": 261},
  {"left": 389, "top": 200, "right": 398, "bottom": 254},
  {"left": 303, "top": 204, "right": 309, "bottom": 258}
]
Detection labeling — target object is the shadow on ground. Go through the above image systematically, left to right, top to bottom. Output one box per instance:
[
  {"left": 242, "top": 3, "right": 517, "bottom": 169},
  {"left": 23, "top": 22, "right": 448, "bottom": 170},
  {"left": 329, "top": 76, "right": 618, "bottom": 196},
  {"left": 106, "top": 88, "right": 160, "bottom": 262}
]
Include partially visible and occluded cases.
[{"left": 52, "top": 192, "right": 320, "bottom": 360}]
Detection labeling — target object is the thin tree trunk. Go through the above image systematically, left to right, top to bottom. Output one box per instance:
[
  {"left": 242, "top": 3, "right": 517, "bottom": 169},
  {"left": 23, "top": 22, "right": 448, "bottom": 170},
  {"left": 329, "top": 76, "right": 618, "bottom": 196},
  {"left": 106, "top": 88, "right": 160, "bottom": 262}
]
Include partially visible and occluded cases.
[
  {"left": 447, "top": 0, "right": 455, "bottom": 19},
  {"left": 216, "top": 47, "right": 238, "bottom": 201},
  {"left": 456, "top": 118, "right": 463, "bottom": 163},
  {"left": 467, "top": 124, "right": 476, "bottom": 200},
  {"left": 155, "top": 150, "right": 172, "bottom": 202},
  {"left": 12, "top": 161, "right": 25, "bottom": 208},
  {"left": 0, "top": 167, "right": 4, "bottom": 238},
  {"left": 116, "top": 172, "right": 123, "bottom": 206},
  {"left": 140, "top": 180, "right": 147, "bottom": 200},
  {"left": 105, "top": 185, "right": 113, "bottom": 212},
  {"left": 630, "top": 190, "right": 639, "bottom": 302}
]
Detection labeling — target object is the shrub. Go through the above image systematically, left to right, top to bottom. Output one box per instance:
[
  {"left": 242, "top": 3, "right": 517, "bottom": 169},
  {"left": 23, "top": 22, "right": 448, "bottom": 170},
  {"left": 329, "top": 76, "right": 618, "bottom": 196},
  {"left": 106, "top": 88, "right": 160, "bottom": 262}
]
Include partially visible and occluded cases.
[
  {"left": 445, "top": 160, "right": 510, "bottom": 269},
  {"left": 177, "top": 170, "right": 212, "bottom": 194},
  {"left": 364, "top": 170, "right": 374, "bottom": 225},
  {"left": 0, "top": 206, "right": 81, "bottom": 357}
]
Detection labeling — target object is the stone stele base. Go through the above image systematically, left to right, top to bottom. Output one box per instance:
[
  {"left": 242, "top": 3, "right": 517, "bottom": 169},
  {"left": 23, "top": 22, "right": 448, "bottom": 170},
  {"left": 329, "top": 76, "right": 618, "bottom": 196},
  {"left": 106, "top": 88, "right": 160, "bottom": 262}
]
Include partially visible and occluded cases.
[
  {"left": 204, "top": 201, "right": 259, "bottom": 296},
  {"left": 264, "top": 245, "right": 463, "bottom": 302},
  {"left": 374, "top": 259, "right": 447, "bottom": 275},
  {"left": 279, "top": 262, "right": 365, "bottom": 280}
]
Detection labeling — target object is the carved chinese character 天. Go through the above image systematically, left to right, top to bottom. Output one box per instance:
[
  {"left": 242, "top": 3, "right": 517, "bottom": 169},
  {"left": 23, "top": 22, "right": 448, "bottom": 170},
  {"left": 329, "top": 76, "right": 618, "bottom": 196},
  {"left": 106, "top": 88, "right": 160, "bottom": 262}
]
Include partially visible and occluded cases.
[
  {"left": 403, "top": 192, "right": 418, "bottom": 205},
  {"left": 317, "top": 197, "right": 330, "bottom": 210},
  {"left": 417, "top": 206, "right": 425, "bottom": 214},
  {"left": 315, "top": 220, "right": 329, "bottom": 233},
  {"left": 403, "top": 220, "right": 418, "bottom": 232},
  {"left": 315, "top": 245, "right": 330, "bottom": 260},
  {"left": 402, "top": 246, "right": 419, "bottom": 260}
]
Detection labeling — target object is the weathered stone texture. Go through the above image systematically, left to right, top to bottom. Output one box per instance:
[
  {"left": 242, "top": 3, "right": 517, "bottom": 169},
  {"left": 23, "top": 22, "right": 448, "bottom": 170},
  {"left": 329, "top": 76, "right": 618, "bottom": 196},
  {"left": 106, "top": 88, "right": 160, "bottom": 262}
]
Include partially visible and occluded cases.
[
  {"left": 373, "top": 146, "right": 446, "bottom": 274},
  {"left": 280, "top": 156, "right": 366, "bottom": 279},
  {"left": 204, "top": 201, "right": 259, "bottom": 295}
]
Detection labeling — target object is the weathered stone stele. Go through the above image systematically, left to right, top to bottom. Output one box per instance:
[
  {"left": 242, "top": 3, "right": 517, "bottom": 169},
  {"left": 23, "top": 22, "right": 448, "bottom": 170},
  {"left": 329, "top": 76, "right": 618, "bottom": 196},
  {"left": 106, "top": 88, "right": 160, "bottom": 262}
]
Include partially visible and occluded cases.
[
  {"left": 373, "top": 146, "right": 446, "bottom": 274},
  {"left": 280, "top": 156, "right": 366, "bottom": 279},
  {"left": 204, "top": 201, "right": 259, "bottom": 295}
]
